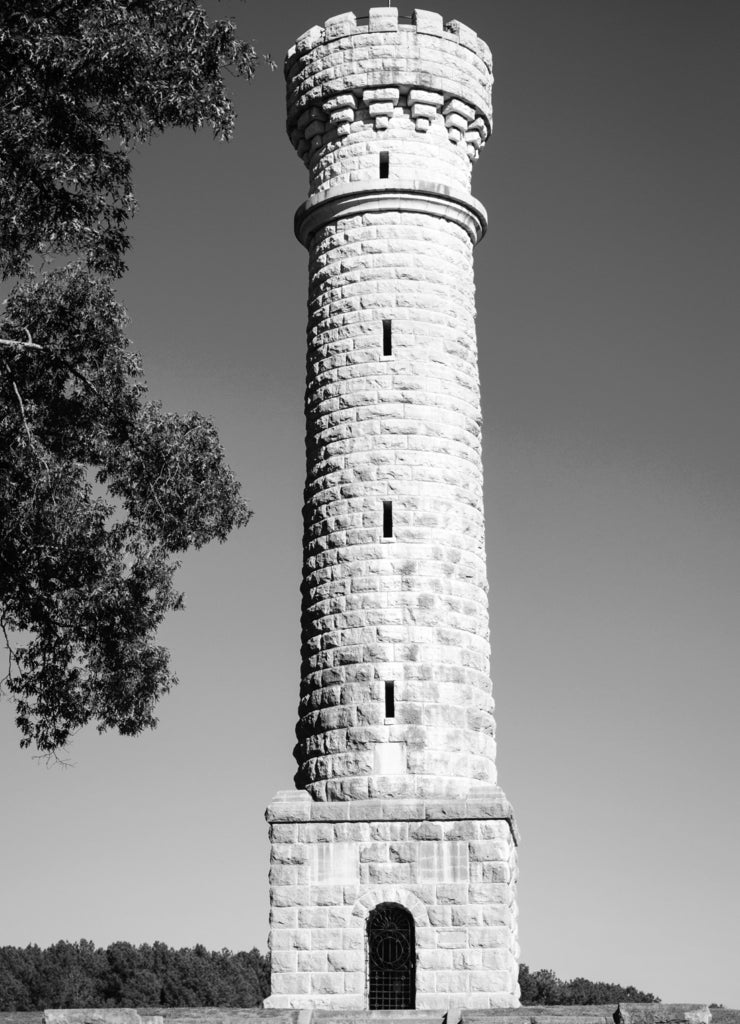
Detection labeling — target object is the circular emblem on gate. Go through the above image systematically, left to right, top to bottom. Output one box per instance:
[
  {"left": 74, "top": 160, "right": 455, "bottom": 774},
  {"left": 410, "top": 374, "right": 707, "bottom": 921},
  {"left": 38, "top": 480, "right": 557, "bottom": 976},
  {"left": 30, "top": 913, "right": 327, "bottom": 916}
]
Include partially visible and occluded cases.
[{"left": 369, "top": 926, "right": 411, "bottom": 970}]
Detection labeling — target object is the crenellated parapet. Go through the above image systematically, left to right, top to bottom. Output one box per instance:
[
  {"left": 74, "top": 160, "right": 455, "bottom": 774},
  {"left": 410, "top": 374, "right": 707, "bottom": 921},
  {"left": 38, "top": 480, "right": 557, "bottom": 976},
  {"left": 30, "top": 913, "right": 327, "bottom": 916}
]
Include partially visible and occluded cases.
[{"left": 285, "top": 8, "right": 493, "bottom": 174}]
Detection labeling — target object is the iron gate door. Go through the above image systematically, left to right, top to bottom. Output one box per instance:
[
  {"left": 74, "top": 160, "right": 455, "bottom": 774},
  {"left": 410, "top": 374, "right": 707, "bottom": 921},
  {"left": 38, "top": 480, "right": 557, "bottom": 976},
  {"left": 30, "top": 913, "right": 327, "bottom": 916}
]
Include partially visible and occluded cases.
[{"left": 367, "top": 903, "right": 416, "bottom": 1010}]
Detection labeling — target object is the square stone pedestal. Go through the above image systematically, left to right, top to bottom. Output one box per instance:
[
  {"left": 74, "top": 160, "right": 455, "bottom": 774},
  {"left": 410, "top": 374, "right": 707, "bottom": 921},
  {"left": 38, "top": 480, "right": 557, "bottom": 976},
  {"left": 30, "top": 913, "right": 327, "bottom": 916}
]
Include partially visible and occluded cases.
[{"left": 264, "top": 788, "right": 519, "bottom": 1010}]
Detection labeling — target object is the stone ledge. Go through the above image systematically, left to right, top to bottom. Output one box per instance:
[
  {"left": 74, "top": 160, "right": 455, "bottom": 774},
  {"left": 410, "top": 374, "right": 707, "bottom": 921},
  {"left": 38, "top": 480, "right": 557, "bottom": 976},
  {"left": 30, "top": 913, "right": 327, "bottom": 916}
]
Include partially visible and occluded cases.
[
  {"left": 294, "top": 180, "right": 488, "bottom": 248},
  {"left": 266, "top": 788, "right": 519, "bottom": 844},
  {"left": 43, "top": 1008, "right": 712, "bottom": 1024},
  {"left": 460, "top": 1009, "right": 711, "bottom": 1024}
]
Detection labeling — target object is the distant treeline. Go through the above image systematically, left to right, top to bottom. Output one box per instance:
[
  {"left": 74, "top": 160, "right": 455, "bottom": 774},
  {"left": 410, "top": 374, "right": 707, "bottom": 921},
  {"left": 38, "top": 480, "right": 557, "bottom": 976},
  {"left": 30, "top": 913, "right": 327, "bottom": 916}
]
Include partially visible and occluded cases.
[
  {"left": 0, "top": 941, "right": 660, "bottom": 1011},
  {"left": 0, "top": 941, "right": 270, "bottom": 1011},
  {"left": 519, "top": 963, "right": 659, "bottom": 1004}
]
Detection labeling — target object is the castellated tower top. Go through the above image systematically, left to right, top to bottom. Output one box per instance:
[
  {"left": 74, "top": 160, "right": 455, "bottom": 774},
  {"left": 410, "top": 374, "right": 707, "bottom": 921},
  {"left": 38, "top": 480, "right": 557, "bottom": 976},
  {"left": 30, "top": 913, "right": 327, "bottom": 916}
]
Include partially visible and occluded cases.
[{"left": 286, "top": 8, "right": 493, "bottom": 195}]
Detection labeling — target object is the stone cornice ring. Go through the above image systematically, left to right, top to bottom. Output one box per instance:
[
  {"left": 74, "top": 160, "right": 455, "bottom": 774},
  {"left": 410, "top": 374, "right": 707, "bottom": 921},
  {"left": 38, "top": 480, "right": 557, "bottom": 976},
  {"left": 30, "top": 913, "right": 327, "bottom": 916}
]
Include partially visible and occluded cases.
[{"left": 294, "top": 179, "right": 488, "bottom": 248}]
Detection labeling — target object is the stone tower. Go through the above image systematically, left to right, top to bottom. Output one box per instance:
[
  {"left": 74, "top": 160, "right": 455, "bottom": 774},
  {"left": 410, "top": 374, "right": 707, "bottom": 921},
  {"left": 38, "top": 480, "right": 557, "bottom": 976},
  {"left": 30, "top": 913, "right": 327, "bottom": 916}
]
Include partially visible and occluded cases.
[{"left": 265, "top": 8, "right": 519, "bottom": 1011}]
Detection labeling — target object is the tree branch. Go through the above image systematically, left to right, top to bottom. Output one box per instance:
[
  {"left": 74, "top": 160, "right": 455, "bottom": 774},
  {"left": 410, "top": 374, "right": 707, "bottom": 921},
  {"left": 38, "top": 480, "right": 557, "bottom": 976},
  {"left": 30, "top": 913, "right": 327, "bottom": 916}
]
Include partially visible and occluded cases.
[
  {"left": 0, "top": 338, "right": 43, "bottom": 350},
  {"left": 11, "top": 380, "right": 32, "bottom": 441}
]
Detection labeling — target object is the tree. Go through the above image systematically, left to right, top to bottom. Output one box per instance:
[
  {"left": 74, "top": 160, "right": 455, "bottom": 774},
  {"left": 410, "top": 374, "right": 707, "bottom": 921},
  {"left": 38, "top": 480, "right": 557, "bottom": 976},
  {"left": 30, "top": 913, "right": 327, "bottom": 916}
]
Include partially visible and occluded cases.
[
  {"left": 0, "top": 0, "right": 260, "bottom": 278},
  {"left": 0, "top": 1, "right": 259, "bottom": 753},
  {"left": 0, "top": 941, "right": 271, "bottom": 1009},
  {"left": 518, "top": 963, "right": 660, "bottom": 1005}
]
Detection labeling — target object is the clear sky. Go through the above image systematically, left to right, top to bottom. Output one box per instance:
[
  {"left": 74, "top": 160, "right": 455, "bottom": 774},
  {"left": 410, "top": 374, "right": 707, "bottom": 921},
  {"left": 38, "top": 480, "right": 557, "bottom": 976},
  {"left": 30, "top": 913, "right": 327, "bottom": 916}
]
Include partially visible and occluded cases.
[{"left": 2, "top": 0, "right": 739, "bottom": 1010}]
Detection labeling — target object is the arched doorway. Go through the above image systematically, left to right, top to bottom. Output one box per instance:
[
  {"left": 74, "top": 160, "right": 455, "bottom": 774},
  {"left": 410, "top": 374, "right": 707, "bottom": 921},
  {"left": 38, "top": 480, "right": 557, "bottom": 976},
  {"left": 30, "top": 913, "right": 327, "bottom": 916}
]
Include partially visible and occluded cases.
[{"left": 367, "top": 903, "right": 416, "bottom": 1010}]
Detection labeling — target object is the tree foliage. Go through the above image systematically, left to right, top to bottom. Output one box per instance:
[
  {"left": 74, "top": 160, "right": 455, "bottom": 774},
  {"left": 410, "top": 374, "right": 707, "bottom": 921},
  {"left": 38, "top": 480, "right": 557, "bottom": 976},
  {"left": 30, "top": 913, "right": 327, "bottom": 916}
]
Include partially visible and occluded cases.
[
  {"left": 0, "top": 0, "right": 258, "bottom": 278},
  {"left": 0, "top": 1, "right": 257, "bottom": 753},
  {"left": 0, "top": 941, "right": 270, "bottom": 1010},
  {"left": 518, "top": 963, "right": 660, "bottom": 1005}
]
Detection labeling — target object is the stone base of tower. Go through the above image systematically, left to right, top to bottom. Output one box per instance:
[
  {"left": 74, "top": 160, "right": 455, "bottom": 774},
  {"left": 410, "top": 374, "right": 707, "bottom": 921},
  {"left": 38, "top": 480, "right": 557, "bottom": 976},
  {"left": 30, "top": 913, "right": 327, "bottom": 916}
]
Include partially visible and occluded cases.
[{"left": 264, "top": 788, "right": 520, "bottom": 1010}]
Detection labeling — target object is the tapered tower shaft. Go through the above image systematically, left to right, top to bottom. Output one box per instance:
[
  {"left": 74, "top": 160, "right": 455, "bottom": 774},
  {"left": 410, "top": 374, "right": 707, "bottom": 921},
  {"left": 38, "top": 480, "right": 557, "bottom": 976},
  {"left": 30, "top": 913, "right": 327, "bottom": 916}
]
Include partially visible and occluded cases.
[
  {"left": 292, "top": 8, "right": 495, "bottom": 802},
  {"left": 266, "top": 9, "right": 520, "bottom": 1010}
]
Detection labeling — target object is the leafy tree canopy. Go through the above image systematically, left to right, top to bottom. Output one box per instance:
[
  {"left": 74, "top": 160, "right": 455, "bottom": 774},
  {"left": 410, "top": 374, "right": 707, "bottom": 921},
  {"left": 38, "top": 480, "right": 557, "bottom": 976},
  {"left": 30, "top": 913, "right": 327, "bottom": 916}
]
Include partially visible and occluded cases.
[
  {"left": 0, "top": 0, "right": 257, "bottom": 753},
  {"left": 0, "top": 0, "right": 258, "bottom": 277},
  {"left": 0, "top": 941, "right": 270, "bottom": 1010},
  {"left": 518, "top": 963, "right": 660, "bottom": 1005}
]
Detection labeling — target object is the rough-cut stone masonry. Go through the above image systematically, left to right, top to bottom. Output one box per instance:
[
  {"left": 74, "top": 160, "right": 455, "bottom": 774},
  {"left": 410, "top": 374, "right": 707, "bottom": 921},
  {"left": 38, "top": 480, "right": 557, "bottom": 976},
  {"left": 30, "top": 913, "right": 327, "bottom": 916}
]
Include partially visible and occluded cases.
[
  {"left": 267, "top": 7, "right": 519, "bottom": 1010},
  {"left": 285, "top": 9, "right": 492, "bottom": 186},
  {"left": 297, "top": 205, "right": 495, "bottom": 802},
  {"left": 267, "top": 791, "right": 518, "bottom": 1010}
]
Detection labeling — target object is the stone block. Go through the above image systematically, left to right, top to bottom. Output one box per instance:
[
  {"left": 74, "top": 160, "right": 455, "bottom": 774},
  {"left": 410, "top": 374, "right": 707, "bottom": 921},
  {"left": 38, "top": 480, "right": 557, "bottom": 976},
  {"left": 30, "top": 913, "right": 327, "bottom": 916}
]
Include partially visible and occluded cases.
[
  {"left": 368, "top": 8, "right": 399, "bottom": 32},
  {"left": 412, "top": 11, "right": 444, "bottom": 36},
  {"left": 323, "top": 14, "right": 356, "bottom": 40},
  {"left": 294, "top": 24, "right": 323, "bottom": 55},
  {"left": 363, "top": 87, "right": 401, "bottom": 104},
  {"left": 407, "top": 88, "right": 445, "bottom": 106},
  {"left": 323, "top": 93, "right": 357, "bottom": 112},
  {"left": 444, "top": 98, "right": 476, "bottom": 120},
  {"left": 368, "top": 102, "right": 396, "bottom": 119},
  {"left": 410, "top": 821, "right": 443, "bottom": 840},
  {"left": 271, "top": 824, "right": 300, "bottom": 843},
  {"left": 311, "top": 841, "right": 359, "bottom": 883},
  {"left": 389, "top": 841, "right": 417, "bottom": 862},
  {"left": 360, "top": 842, "right": 388, "bottom": 862},
  {"left": 272, "top": 843, "right": 309, "bottom": 865},
  {"left": 482, "top": 861, "right": 512, "bottom": 883},
  {"left": 368, "top": 862, "right": 412, "bottom": 883},
  {"left": 436, "top": 882, "right": 469, "bottom": 904},
  {"left": 470, "top": 882, "right": 510, "bottom": 904},
  {"left": 272, "top": 884, "right": 312, "bottom": 907},
  {"left": 312, "top": 884, "right": 344, "bottom": 906},
  {"left": 450, "top": 900, "right": 482, "bottom": 926},
  {"left": 327, "top": 905, "right": 352, "bottom": 927},
  {"left": 427, "top": 905, "right": 452, "bottom": 927},
  {"left": 270, "top": 906, "right": 298, "bottom": 928},
  {"left": 298, "top": 907, "right": 328, "bottom": 928},
  {"left": 469, "top": 926, "right": 511, "bottom": 948},
  {"left": 416, "top": 927, "right": 438, "bottom": 949},
  {"left": 271, "top": 928, "right": 311, "bottom": 951},
  {"left": 312, "top": 928, "right": 343, "bottom": 949},
  {"left": 342, "top": 928, "right": 364, "bottom": 950},
  {"left": 437, "top": 929, "right": 467, "bottom": 950},
  {"left": 417, "top": 947, "right": 454, "bottom": 970},
  {"left": 453, "top": 948, "right": 483, "bottom": 969},
  {"left": 481, "top": 948, "right": 512, "bottom": 969},
  {"left": 327, "top": 949, "right": 364, "bottom": 972},
  {"left": 298, "top": 950, "right": 328, "bottom": 972},
  {"left": 271, "top": 951, "right": 298, "bottom": 972},
  {"left": 437, "top": 969, "right": 471, "bottom": 993},
  {"left": 469, "top": 969, "right": 513, "bottom": 992},
  {"left": 342, "top": 971, "right": 365, "bottom": 994},
  {"left": 270, "top": 972, "right": 311, "bottom": 995},
  {"left": 312, "top": 972, "right": 346, "bottom": 995},
  {"left": 616, "top": 1007, "right": 711, "bottom": 1024},
  {"left": 44, "top": 1014, "right": 141, "bottom": 1024}
]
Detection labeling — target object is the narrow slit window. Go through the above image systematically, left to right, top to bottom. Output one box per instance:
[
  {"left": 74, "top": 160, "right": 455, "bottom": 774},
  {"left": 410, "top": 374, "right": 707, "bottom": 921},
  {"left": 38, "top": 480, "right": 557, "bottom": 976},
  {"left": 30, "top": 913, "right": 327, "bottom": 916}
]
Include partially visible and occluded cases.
[
  {"left": 379, "top": 151, "right": 389, "bottom": 178},
  {"left": 382, "top": 319, "right": 392, "bottom": 357},
  {"left": 383, "top": 500, "right": 393, "bottom": 539},
  {"left": 385, "top": 681, "right": 395, "bottom": 719}
]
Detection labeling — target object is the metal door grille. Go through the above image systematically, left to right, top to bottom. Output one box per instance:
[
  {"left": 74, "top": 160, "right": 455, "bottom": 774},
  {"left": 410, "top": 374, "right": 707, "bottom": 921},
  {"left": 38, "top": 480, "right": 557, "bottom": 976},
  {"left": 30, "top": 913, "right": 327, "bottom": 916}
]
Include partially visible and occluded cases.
[{"left": 367, "top": 903, "right": 416, "bottom": 1010}]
